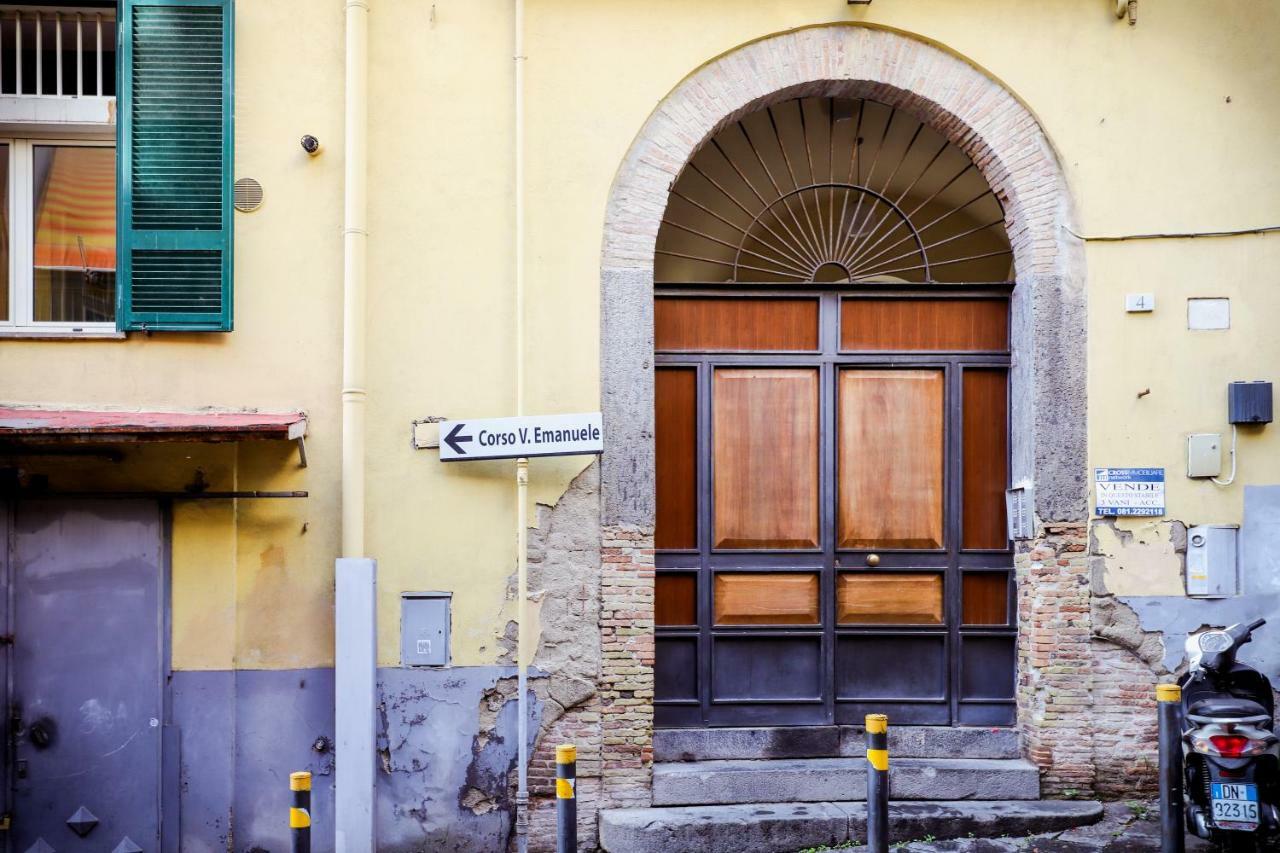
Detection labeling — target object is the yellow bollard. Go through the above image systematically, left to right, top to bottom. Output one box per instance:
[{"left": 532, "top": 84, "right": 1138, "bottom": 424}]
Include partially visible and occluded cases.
[{"left": 290, "top": 771, "right": 311, "bottom": 853}]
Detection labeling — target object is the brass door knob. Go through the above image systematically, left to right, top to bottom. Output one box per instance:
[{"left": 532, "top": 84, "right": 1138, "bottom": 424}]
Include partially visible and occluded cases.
[{"left": 866, "top": 553, "right": 880, "bottom": 567}]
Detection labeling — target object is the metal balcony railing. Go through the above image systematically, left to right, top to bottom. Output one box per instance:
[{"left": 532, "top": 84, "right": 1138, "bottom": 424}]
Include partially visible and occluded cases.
[{"left": 0, "top": 6, "right": 116, "bottom": 98}]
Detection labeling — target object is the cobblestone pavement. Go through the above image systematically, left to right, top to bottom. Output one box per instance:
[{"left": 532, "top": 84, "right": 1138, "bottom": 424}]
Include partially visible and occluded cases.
[{"left": 802, "top": 801, "right": 1280, "bottom": 852}]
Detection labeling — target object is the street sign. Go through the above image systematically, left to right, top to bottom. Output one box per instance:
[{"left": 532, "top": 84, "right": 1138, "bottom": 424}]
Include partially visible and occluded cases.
[
  {"left": 438, "top": 412, "right": 604, "bottom": 462},
  {"left": 1095, "top": 467, "right": 1165, "bottom": 517}
]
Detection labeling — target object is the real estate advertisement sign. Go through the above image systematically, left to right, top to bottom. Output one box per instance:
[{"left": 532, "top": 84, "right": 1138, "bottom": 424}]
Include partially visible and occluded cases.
[{"left": 1094, "top": 467, "right": 1166, "bottom": 517}]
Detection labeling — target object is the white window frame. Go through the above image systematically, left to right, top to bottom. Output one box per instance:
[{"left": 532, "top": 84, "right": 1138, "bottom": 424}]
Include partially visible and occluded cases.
[{"left": 0, "top": 135, "right": 116, "bottom": 337}]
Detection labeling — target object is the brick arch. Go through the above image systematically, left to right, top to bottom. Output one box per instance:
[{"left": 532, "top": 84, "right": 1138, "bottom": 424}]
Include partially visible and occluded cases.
[{"left": 595, "top": 24, "right": 1089, "bottom": 809}]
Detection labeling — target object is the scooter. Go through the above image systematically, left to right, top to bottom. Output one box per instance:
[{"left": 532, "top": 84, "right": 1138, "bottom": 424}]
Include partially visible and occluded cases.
[{"left": 1180, "top": 619, "right": 1280, "bottom": 851}]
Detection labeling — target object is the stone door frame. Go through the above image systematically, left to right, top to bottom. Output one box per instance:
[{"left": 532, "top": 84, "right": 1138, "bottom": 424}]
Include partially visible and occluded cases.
[{"left": 595, "top": 23, "right": 1089, "bottom": 806}]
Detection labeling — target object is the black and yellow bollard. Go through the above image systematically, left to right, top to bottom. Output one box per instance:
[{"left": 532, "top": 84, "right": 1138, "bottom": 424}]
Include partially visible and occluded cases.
[
  {"left": 1157, "top": 684, "right": 1185, "bottom": 853},
  {"left": 866, "top": 713, "right": 889, "bottom": 853},
  {"left": 556, "top": 744, "right": 577, "bottom": 853},
  {"left": 290, "top": 771, "right": 312, "bottom": 853}
]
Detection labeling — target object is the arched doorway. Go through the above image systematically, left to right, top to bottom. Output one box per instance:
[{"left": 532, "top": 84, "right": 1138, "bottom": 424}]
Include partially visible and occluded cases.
[
  {"left": 595, "top": 25, "right": 1085, "bottom": 797},
  {"left": 652, "top": 96, "right": 1015, "bottom": 727}
]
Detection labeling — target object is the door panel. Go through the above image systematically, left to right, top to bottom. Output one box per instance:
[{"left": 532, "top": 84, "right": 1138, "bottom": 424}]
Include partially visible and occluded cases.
[
  {"left": 654, "top": 290, "right": 1015, "bottom": 728},
  {"left": 656, "top": 297, "right": 820, "bottom": 351},
  {"left": 840, "top": 297, "right": 1009, "bottom": 351},
  {"left": 655, "top": 367, "right": 699, "bottom": 550},
  {"left": 712, "top": 368, "right": 819, "bottom": 549},
  {"left": 962, "top": 368, "right": 1009, "bottom": 550},
  {"left": 837, "top": 369, "right": 944, "bottom": 549},
  {"left": 6, "top": 501, "right": 164, "bottom": 852},
  {"left": 713, "top": 572, "right": 819, "bottom": 625},
  {"left": 836, "top": 572, "right": 944, "bottom": 625},
  {"left": 961, "top": 572, "right": 1009, "bottom": 625},
  {"left": 655, "top": 573, "right": 698, "bottom": 627},
  {"left": 836, "top": 634, "right": 946, "bottom": 700},
  {"left": 711, "top": 636, "right": 822, "bottom": 702}
]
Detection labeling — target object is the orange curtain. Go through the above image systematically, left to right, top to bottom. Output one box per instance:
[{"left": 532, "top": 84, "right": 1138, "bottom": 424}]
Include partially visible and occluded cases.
[{"left": 33, "top": 148, "right": 116, "bottom": 272}]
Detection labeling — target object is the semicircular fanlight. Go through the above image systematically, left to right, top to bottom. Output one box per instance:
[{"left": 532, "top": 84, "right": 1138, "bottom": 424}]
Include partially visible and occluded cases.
[{"left": 656, "top": 97, "right": 1012, "bottom": 284}]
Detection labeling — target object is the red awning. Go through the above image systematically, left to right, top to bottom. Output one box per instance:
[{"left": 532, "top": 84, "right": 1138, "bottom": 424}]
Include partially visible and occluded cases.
[{"left": 0, "top": 407, "right": 307, "bottom": 442}]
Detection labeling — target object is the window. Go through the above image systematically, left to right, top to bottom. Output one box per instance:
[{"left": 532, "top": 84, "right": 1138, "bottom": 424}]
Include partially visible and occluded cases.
[
  {"left": 0, "top": 0, "right": 234, "bottom": 335},
  {"left": 0, "top": 139, "right": 116, "bottom": 334}
]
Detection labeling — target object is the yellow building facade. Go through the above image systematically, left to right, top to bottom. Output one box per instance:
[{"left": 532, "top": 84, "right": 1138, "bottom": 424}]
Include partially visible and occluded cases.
[{"left": 2, "top": 1, "right": 1278, "bottom": 850}]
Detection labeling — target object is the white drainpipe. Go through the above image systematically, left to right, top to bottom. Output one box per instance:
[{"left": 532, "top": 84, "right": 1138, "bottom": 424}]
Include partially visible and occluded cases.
[
  {"left": 336, "top": 0, "right": 375, "bottom": 851},
  {"left": 342, "top": 0, "right": 369, "bottom": 560},
  {"left": 513, "top": 0, "right": 530, "bottom": 850}
]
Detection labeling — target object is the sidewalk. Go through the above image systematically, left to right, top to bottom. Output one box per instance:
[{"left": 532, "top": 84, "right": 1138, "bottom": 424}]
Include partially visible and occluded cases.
[{"left": 801, "top": 801, "right": 1272, "bottom": 852}]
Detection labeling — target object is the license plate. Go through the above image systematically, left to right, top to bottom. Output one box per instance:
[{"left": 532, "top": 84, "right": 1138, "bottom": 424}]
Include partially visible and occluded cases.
[{"left": 1211, "top": 782, "right": 1259, "bottom": 830}]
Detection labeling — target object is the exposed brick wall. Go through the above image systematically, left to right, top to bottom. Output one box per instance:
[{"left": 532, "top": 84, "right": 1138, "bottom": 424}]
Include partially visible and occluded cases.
[
  {"left": 524, "top": 520, "right": 655, "bottom": 851},
  {"left": 1018, "top": 523, "right": 1095, "bottom": 796},
  {"left": 599, "top": 525, "right": 655, "bottom": 810},
  {"left": 1091, "top": 639, "right": 1160, "bottom": 798},
  {"left": 528, "top": 708, "right": 602, "bottom": 851}
]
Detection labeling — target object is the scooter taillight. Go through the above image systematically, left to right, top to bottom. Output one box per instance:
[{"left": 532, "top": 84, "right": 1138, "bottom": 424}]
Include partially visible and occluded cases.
[
  {"left": 1189, "top": 731, "right": 1269, "bottom": 757},
  {"left": 1203, "top": 734, "right": 1266, "bottom": 758}
]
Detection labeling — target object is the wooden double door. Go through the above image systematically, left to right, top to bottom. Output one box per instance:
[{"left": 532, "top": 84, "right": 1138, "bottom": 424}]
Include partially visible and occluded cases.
[{"left": 653, "top": 288, "right": 1016, "bottom": 728}]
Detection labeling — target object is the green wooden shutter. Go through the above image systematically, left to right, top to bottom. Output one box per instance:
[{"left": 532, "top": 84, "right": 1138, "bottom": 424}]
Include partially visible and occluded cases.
[{"left": 118, "top": 0, "right": 234, "bottom": 332}]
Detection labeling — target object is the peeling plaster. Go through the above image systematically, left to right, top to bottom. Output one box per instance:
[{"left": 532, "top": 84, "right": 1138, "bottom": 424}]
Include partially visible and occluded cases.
[
  {"left": 1115, "top": 486, "right": 1280, "bottom": 680},
  {"left": 1092, "top": 518, "right": 1185, "bottom": 597},
  {"left": 376, "top": 667, "right": 543, "bottom": 853}
]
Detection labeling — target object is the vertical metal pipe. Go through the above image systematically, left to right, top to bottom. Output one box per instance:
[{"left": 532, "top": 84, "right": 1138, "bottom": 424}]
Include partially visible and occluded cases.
[
  {"left": 338, "top": 0, "right": 372, "bottom": 850},
  {"left": 341, "top": 0, "right": 369, "bottom": 560},
  {"left": 513, "top": 0, "right": 529, "bottom": 850},
  {"left": 16, "top": 11, "right": 22, "bottom": 96},
  {"left": 34, "top": 12, "right": 40, "bottom": 96},
  {"left": 54, "top": 13, "right": 60, "bottom": 96},
  {"left": 75, "top": 13, "right": 81, "bottom": 97},
  {"left": 94, "top": 14, "right": 101, "bottom": 96},
  {"left": 515, "top": 460, "right": 530, "bottom": 853},
  {"left": 1158, "top": 684, "right": 1185, "bottom": 853},
  {"left": 866, "top": 713, "right": 889, "bottom": 853},
  {"left": 556, "top": 744, "right": 577, "bottom": 853},
  {"left": 290, "top": 771, "right": 312, "bottom": 853}
]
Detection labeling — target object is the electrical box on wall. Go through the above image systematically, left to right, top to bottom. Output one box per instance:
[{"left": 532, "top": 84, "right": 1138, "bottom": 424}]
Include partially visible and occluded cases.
[
  {"left": 1228, "top": 381, "right": 1273, "bottom": 425},
  {"left": 1187, "top": 434, "right": 1222, "bottom": 479},
  {"left": 1185, "top": 524, "right": 1239, "bottom": 598},
  {"left": 401, "top": 591, "right": 451, "bottom": 666}
]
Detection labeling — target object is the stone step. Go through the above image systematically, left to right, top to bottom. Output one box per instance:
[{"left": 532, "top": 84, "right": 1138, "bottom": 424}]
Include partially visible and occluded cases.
[
  {"left": 654, "top": 725, "right": 1020, "bottom": 762},
  {"left": 652, "top": 756, "right": 1040, "bottom": 806},
  {"left": 600, "top": 799, "right": 1104, "bottom": 853}
]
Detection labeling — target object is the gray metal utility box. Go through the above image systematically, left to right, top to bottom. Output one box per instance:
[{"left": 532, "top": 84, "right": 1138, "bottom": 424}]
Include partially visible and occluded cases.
[
  {"left": 1228, "top": 381, "right": 1273, "bottom": 425},
  {"left": 1185, "top": 524, "right": 1239, "bottom": 598},
  {"left": 401, "top": 591, "right": 451, "bottom": 666}
]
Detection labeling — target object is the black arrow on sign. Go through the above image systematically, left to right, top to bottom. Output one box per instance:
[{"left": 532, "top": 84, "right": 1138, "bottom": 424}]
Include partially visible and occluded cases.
[{"left": 444, "top": 423, "right": 474, "bottom": 455}]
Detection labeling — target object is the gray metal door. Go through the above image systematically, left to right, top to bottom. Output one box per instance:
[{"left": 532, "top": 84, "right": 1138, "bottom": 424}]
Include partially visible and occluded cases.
[{"left": 4, "top": 501, "right": 164, "bottom": 853}]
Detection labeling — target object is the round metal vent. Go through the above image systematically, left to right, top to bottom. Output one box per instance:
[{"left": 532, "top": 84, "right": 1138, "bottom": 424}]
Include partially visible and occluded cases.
[{"left": 234, "top": 177, "right": 264, "bottom": 213}]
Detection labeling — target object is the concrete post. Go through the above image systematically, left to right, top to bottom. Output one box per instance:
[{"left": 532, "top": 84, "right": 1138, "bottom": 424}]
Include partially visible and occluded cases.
[{"left": 336, "top": 558, "right": 376, "bottom": 851}]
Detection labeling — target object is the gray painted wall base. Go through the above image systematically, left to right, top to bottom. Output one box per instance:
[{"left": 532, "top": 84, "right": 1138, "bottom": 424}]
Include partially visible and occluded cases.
[
  {"left": 1119, "top": 485, "right": 1280, "bottom": 678},
  {"left": 171, "top": 666, "right": 543, "bottom": 853}
]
